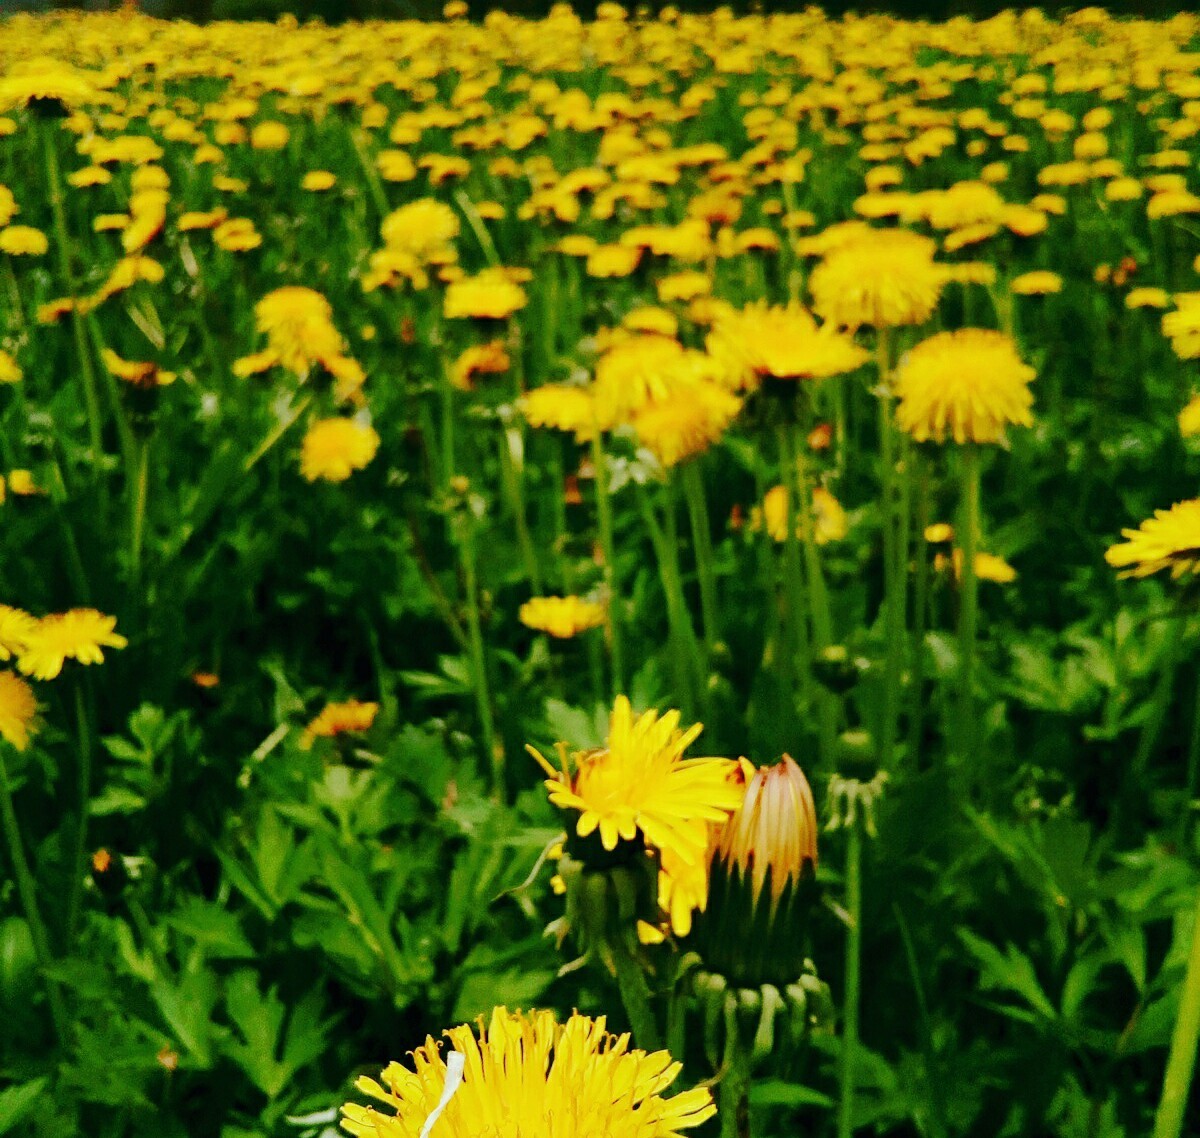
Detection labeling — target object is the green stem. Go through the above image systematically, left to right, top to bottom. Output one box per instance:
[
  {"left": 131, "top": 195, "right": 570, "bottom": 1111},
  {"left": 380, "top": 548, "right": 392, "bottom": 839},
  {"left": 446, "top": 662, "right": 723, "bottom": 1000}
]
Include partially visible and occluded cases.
[
  {"left": 43, "top": 129, "right": 104, "bottom": 469},
  {"left": 876, "top": 332, "right": 904, "bottom": 768},
  {"left": 243, "top": 392, "right": 313, "bottom": 473},
  {"left": 776, "top": 422, "right": 812, "bottom": 709},
  {"left": 498, "top": 426, "right": 542, "bottom": 592},
  {"left": 591, "top": 432, "right": 624, "bottom": 696},
  {"left": 129, "top": 436, "right": 149, "bottom": 588},
  {"left": 957, "top": 446, "right": 982, "bottom": 761},
  {"left": 907, "top": 451, "right": 931, "bottom": 768},
  {"left": 682, "top": 461, "right": 719, "bottom": 658},
  {"left": 461, "top": 523, "right": 502, "bottom": 799},
  {"left": 1133, "top": 619, "right": 1185, "bottom": 781},
  {"left": 1181, "top": 667, "right": 1200, "bottom": 849},
  {"left": 66, "top": 682, "right": 93, "bottom": 946},
  {"left": 0, "top": 744, "right": 68, "bottom": 1044},
  {"left": 838, "top": 820, "right": 863, "bottom": 1138},
  {"left": 1151, "top": 885, "right": 1200, "bottom": 1138},
  {"left": 613, "top": 944, "right": 662, "bottom": 1051},
  {"left": 719, "top": 1052, "right": 752, "bottom": 1138}
]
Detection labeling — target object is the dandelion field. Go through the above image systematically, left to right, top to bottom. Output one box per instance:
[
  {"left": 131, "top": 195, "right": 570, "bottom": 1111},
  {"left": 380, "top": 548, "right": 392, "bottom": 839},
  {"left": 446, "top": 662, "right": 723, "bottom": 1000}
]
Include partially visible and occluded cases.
[{"left": 3, "top": 5, "right": 1200, "bottom": 1137}]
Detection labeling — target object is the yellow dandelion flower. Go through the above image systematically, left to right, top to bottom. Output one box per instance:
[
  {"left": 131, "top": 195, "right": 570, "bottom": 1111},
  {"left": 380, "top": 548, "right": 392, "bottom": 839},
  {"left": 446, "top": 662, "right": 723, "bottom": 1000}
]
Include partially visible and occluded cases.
[
  {"left": 250, "top": 121, "right": 289, "bottom": 150},
  {"left": 302, "top": 170, "right": 336, "bottom": 191},
  {"left": 0, "top": 226, "right": 49, "bottom": 256},
  {"left": 809, "top": 229, "right": 946, "bottom": 330},
  {"left": 444, "top": 269, "right": 527, "bottom": 320},
  {"left": 1011, "top": 270, "right": 1063, "bottom": 295},
  {"left": 1127, "top": 288, "right": 1170, "bottom": 310},
  {"left": 1164, "top": 294, "right": 1200, "bottom": 360},
  {"left": 894, "top": 329, "right": 1035, "bottom": 445},
  {"left": 451, "top": 341, "right": 510, "bottom": 391},
  {"left": 0, "top": 350, "right": 21, "bottom": 385},
  {"left": 632, "top": 380, "right": 742, "bottom": 467},
  {"left": 520, "top": 385, "right": 601, "bottom": 442},
  {"left": 1180, "top": 394, "right": 1200, "bottom": 437},
  {"left": 299, "top": 418, "right": 380, "bottom": 483},
  {"left": 1106, "top": 499, "right": 1200, "bottom": 579},
  {"left": 519, "top": 596, "right": 606, "bottom": 638},
  {"left": 0, "top": 606, "right": 36, "bottom": 661},
  {"left": 18, "top": 609, "right": 128, "bottom": 681},
  {"left": 0, "top": 672, "right": 38, "bottom": 752},
  {"left": 529, "top": 695, "right": 744, "bottom": 865},
  {"left": 300, "top": 698, "right": 378, "bottom": 749},
  {"left": 341, "top": 1008, "right": 715, "bottom": 1138}
]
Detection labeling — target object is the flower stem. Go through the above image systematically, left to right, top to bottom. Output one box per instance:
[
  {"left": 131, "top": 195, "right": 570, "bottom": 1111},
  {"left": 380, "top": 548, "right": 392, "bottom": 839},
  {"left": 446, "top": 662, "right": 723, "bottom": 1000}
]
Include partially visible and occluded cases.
[
  {"left": 43, "top": 128, "right": 104, "bottom": 469},
  {"left": 776, "top": 422, "right": 812, "bottom": 710},
  {"left": 498, "top": 425, "right": 542, "bottom": 593},
  {"left": 591, "top": 432, "right": 624, "bottom": 696},
  {"left": 129, "top": 436, "right": 150, "bottom": 588},
  {"left": 957, "top": 446, "right": 982, "bottom": 760},
  {"left": 907, "top": 451, "right": 931, "bottom": 767},
  {"left": 682, "top": 461, "right": 720, "bottom": 659},
  {"left": 461, "top": 522, "right": 502, "bottom": 799},
  {"left": 66, "top": 681, "right": 93, "bottom": 946},
  {"left": 0, "top": 743, "right": 68, "bottom": 1045},
  {"left": 838, "top": 818, "right": 863, "bottom": 1138},
  {"left": 1151, "top": 885, "right": 1200, "bottom": 1138},
  {"left": 613, "top": 943, "right": 662, "bottom": 1051},
  {"left": 719, "top": 1051, "right": 753, "bottom": 1138}
]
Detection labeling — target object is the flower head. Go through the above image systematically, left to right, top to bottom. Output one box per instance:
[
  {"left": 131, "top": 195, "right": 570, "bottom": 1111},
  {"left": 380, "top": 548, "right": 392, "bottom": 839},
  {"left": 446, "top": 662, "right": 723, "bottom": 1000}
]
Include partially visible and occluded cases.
[
  {"left": 809, "top": 229, "right": 946, "bottom": 330},
  {"left": 444, "top": 268, "right": 527, "bottom": 320},
  {"left": 1164, "top": 294, "right": 1200, "bottom": 360},
  {"left": 894, "top": 329, "right": 1035, "bottom": 445},
  {"left": 300, "top": 418, "right": 380, "bottom": 482},
  {"left": 1105, "top": 499, "right": 1200, "bottom": 580},
  {"left": 519, "top": 596, "right": 606, "bottom": 638},
  {"left": 18, "top": 609, "right": 127, "bottom": 681},
  {"left": 0, "top": 671, "right": 37, "bottom": 751},
  {"left": 530, "top": 696, "right": 743, "bottom": 866},
  {"left": 300, "top": 699, "right": 378, "bottom": 749},
  {"left": 341, "top": 1007, "right": 715, "bottom": 1138}
]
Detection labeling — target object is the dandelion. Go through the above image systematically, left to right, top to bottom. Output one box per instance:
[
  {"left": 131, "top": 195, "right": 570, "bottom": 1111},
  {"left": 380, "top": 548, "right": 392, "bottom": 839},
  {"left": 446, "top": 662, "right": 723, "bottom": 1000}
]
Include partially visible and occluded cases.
[
  {"left": 894, "top": 329, "right": 1035, "bottom": 445},
  {"left": 299, "top": 418, "right": 380, "bottom": 483},
  {"left": 1105, "top": 499, "right": 1200, "bottom": 580},
  {"left": 519, "top": 596, "right": 607, "bottom": 638},
  {"left": 18, "top": 610, "right": 128, "bottom": 681},
  {"left": 0, "top": 672, "right": 37, "bottom": 751},
  {"left": 300, "top": 699, "right": 379, "bottom": 749},
  {"left": 341, "top": 1008, "right": 715, "bottom": 1138}
]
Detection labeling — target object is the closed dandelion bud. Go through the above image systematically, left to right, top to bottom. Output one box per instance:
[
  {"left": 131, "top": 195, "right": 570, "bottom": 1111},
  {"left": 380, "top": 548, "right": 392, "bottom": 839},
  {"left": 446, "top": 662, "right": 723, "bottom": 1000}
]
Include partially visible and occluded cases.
[
  {"left": 813, "top": 644, "right": 862, "bottom": 694},
  {"left": 689, "top": 756, "right": 819, "bottom": 988}
]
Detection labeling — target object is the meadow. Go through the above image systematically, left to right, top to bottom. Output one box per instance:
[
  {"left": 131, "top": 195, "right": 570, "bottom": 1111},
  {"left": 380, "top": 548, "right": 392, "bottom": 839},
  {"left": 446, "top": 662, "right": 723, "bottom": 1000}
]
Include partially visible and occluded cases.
[{"left": 1, "top": 6, "right": 1200, "bottom": 1137}]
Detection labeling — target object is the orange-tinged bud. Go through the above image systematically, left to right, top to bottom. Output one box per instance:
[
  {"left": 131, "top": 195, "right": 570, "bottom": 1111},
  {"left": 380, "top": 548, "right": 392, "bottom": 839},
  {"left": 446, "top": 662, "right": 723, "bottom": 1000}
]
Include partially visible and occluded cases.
[{"left": 807, "top": 422, "right": 833, "bottom": 451}]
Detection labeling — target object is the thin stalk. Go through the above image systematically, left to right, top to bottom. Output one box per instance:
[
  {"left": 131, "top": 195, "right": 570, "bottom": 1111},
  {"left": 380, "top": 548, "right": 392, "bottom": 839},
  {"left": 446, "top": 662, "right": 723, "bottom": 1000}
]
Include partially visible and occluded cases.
[
  {"left": 43, "top": 129, "right": 104, "bottom": 468},
  {"left": 876, "top": 331, "right": 904, "bottom": 768},
  {"left": 439, "top": 372, "right": 456, "bottom": 490},
  {"left": 243, "top": 393, "right": 313, "bottom": 473},
  {"left": 785, "top": 421, "right": 837, "bottom": 760},
  {"left": 776, "top": 422, "right": 812, "bottom": 708},
  {"left": 498, "top": 426, "right": 542, "bottom": 592},
  {"left": 591, "top": 432, "right": 625, "bottom": 696},
  {"left": 129, "top": 436, "right": 150, "bottom": 587},
  {"left": 957, "top": 446, "right": 982, "bottom": 761},
  {"left": 907, "top": 451, "right": 931, "bottom": 767},
  {"left": 682, "top": 461, "right": 720, "bottom": 657},
  {"left": 461, "top": 523, "right": 502, "bottom": 799},
  {"left": 1133, "top": 619, "right": 1185, "bottom": 781},
  {"left": 1181, "top": 667, "right": 1200, "bottom": 849},
  {"left": 65, "top": 682, "right": 93, "bottom": 945},
  {"left": 0, "top": 744, "right": 68, "bottom": 1044},
  {"left": 838, "top": 820, "right": 863, "bottom": 1138},
  {"left": 1151, "top": 885, "right": 1200, "bottom": 1138},
  {"left": 613, "top": 944, "right": 662, "bottom": 1051},
  {"left": 719, "top": 1053, "right": 752, "bottom": 1138}
]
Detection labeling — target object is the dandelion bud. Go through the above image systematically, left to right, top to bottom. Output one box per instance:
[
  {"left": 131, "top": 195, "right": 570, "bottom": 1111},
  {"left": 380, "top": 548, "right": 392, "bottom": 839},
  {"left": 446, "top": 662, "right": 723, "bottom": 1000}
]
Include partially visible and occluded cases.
[{"left": 689, "top": 756, "right": 818, "bottom": 987}]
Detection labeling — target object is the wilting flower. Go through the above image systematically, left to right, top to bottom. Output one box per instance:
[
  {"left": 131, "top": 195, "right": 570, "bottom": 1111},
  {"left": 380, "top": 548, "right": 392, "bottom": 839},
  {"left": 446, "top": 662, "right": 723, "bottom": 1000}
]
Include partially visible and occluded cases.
[
  {"left": 894, "top": 329, "right": 1035, "bottom": 445},
  {"left": 299, "top": 418, "right": 380, "bottom": 482},
  {"left": 1105, "top": 499, "right": 1200, "bottom": 580},
  {"left": 519, "top": 596, "right": 606, "bottom": 638},
  {"left": 18, "top": 609, "right": 128, "bottom": 681},
  {"left": 0, "top": 671, "right": 37, "bottom": 751},
  {"left": 530, "top": 695, "right": 743, "bottom": 866},
  {"left": 300, "top": 698, "right": 379, "bottom": 749},
  {"left": 341, "top": 1008, "right": 715, "bottom": 1138}
]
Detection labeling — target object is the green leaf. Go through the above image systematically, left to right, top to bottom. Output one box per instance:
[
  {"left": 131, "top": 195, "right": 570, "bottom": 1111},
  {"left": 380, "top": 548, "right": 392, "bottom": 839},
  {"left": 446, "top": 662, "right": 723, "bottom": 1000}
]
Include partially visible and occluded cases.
[
  {"left": 959, "top": 929, "right": 1057, "bottom": 1021},
  {"left": 0, "top": 1078, "right": 48, "bottom": 1136}
]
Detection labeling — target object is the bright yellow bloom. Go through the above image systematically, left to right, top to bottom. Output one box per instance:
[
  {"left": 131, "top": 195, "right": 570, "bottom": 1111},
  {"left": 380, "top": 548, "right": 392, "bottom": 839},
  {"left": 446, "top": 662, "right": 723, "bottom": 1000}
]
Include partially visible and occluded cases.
[
  {"left": 250, "top": 121, "right": 289, "bottom": 150},
  {"left": 302, "top": 170, "right": 336, "bottom": 191},
  {"left": 0, "top": 226, "right": 49, "bottom": 256},
  {"left": 809, "top": 229, "right": 946, "bottom": 330},
  {"left": 444, "top": 269, "right": 527, "bottom": 319},
  {"left": 1011, "top": 271, "right": 1063, "bottom": 295},
  {"left": 1127, "top": 288, "right": 1170, "bottom": 310},
  {"left": 1164, "top": 294, "right": 1200, "bottom": 360},
  {"left": 894, "top": 329, "right": 1035, "bottom": 445},
  {"left": 451, "top": 341, "right": 510, "bottom": 391},
  {"left": 0, "top": 350, "right": 21, "bottom": 384},
  {"left": 632, "top": 380, "right": 742, "bottom": 467},
  {"left": 1180, "top": 394, "right": 1200, "bottom": 437},
  {"left": 299, "top": 418, "right": 380, "bottom": 483},
  {"left": 755, "top": 484, "right": 848, "bottom": 545},
  {"left": 1106, "top": 499, "right": 1200, "bottom": 579},
  {"left": 938, "top": 549, "right": 1018, "bottom": 583},
  {"left": 519, "top": 596, "right": 606, "bottom": 638},
  {"left": 0, "top": 606, "right": 36, "bottom": 660},
  {"left": 18, "top": 610, "right": 128, "bottom": 681},
  {"left": 0, "top": 672, "right": 37, "bottom": 751},
  {"left": 530, "top": 695, "right": 743, "bottom": 865},
  {"left": 300, "top": 699, "right": 379, "bottom": 749},
  {"left": 341, "top": 1008, "right": 715, "bottom": 1138}
]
